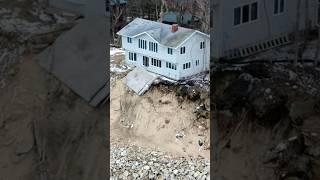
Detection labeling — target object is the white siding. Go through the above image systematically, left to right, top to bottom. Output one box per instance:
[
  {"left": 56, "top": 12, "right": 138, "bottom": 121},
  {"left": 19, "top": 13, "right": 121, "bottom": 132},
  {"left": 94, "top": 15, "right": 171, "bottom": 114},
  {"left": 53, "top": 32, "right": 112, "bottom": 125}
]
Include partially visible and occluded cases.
[
  {"left": 212, "top": 0, "right": 318, "bottom": 59},
  {"left": 121, "top": 32, "right": 209, "bottom": 80},
  {"left": 176, "top": 33, "right": 210, "bottom": 79}
]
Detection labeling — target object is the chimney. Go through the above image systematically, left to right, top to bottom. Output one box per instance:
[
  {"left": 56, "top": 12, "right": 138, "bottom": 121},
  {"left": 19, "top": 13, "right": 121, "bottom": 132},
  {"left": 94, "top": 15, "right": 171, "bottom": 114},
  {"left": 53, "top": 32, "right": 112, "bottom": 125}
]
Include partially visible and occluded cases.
[{"left": 171, "top": 24, "right": 179, "bottom": 33}]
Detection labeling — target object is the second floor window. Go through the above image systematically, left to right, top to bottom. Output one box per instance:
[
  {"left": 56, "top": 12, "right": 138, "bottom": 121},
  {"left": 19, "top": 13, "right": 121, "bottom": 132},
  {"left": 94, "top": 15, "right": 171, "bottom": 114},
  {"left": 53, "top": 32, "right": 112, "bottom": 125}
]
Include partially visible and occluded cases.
[
  {"left": 274, "top": 0, "right": 285, "bottom": 14},
  {"left": 234, "top": 2, "right": 258, "bottom": 26},
  {"left": 127, "top": 37, "right": 132, "bottom": 43},
  {"left": 138, "top": 39, "right": 147, "bottom": 49},
  {"left": 149, "top": 42, "right": 158, "bottom": 52},
  {"left": 200, "top": 42, "right": 205, "bottom": 49},
  {"left": 180, "top": 46, "right": 186, "bottom": 54},
  {"left": 168, "top": 48, "right": 173, "bottom": 55}
]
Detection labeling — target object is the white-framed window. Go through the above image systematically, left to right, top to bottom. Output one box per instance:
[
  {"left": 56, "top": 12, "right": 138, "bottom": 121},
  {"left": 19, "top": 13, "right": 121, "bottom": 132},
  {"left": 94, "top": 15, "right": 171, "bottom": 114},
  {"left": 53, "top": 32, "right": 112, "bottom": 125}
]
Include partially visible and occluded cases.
[
  {"left": 274, "top": 0, "right": 285, "bottom": 15},
  {"left": 234, "top": 2, "right": 258, "bottom": 26},
  {"left": 127, "top": 37, "right": 132, "bottom": 43},
  {"left": 138, "top": 39, "right": 147, "bottom": 49},
  {"left": 149, "top": 42, "right": 158, "bottom": 52},
  {"left": 200, "top": 42, "right": 205, "bottom": 49},
  {"left": 180, "top": 46, "right": 186, "bottom": 54},
  {"left": 168, "top": 48, "right": 173, "bottom": 55},
  {"left": 128, "top": 52, "right": 136, "bottom": 61},
  {"left": 143, "top": 56, "right": 149, "bottom": 67},
  {"left": 151, "top": 58, "right": 162, "bottom": 68},
  {"left": 195, "top": 60, "right": 200, "bottom": 66},
  {"left": 166, "top": 62, "right": 177, "bottom": 70},
  {"left": 183, "top": 62, "right": 191, "bottom": 70}
]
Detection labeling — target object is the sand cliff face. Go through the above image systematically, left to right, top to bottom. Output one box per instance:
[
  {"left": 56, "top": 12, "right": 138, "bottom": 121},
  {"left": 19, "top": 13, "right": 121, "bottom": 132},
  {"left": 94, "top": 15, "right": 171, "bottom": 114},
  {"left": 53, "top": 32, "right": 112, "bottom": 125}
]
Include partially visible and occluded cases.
[{"left": 212, "top": 63, "right": 320, "bottom": 180}]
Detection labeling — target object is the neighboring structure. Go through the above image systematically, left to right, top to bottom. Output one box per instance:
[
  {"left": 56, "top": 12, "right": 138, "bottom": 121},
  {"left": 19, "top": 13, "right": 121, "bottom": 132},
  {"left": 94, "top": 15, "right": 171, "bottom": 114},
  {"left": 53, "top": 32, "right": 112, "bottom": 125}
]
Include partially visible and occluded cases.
[
  {"left": 211, "top": 0, "right": 320, "bottom": 60},
  {"left": 162, "top": 11, "right": 199, "bottom": 26},
  {"left": 117, "top": 18, "right": 210, "bottom": 80}
]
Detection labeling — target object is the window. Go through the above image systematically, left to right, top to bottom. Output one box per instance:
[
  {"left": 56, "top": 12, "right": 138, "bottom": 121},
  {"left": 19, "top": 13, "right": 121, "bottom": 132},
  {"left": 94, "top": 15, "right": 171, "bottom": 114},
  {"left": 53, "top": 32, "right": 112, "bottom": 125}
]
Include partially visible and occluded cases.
[
  {"left": 274, "top": 0, "right": 285, "bottom": 14},
  {"left": 234, "top": 2, "right": 258, "bottom": 26},
  {"left": 251, "top": 2, "right": 258, "bottom": 20},
  {"left": 242, "top": 5, "right": 249, "bottom": 23},
  {"left": 234, "top": 7, "right": 241, "bottom": 25},
  {"left": 127, "top": 37, "right": 132, "bottom": 43},
  {"left": 139, "top": 39, "right": 147, "bottom": 49},
  {"left": 149, "top": 42, "right": 158, "bottom": 52},
  {"left": 200, "top": 42, "right": 205, "bottom": 49},
  {"left": 180, "top": 46, "right": 186, "bottom": 54},
  {"left": 168, "top": 48, "right": 173, "bottom": 55},
  {"left": 128, "top": 52, "right": 136, "bottom": 61},
  {"left": 143, "top": 56, "right": 149, "bottom": 67},
  {"left": 151, "top": 58, "right": 161, "bottom": 68},
  {"left": 196, "top": 60, "right": 200, "bottom": 66},
  {"left": 166, "top": 62, "right": 177, "bottom": 70},
  {"left": 183, "top": 62, "right": 191, "bottom": 70}
]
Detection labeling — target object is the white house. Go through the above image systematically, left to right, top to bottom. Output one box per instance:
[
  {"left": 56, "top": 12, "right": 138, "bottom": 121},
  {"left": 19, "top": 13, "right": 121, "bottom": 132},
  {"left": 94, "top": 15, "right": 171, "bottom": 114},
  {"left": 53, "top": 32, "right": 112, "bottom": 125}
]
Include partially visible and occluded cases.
[
  {"left": 211, "top": 0, "right": 320, "bottom": 60},
  {"left": 117, "top": 18, "right": 210, "bottom": 80}
]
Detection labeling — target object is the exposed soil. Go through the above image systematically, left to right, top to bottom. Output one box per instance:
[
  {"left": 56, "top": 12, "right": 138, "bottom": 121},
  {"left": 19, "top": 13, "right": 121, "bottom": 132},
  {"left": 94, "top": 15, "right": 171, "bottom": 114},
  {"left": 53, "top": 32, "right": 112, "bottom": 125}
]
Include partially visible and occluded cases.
[
  {"left": 213, "top": 63, "right": 320, "bottom": 180},
  {"left": 111, "top": 79, "right": 210, "bottom": 159}
]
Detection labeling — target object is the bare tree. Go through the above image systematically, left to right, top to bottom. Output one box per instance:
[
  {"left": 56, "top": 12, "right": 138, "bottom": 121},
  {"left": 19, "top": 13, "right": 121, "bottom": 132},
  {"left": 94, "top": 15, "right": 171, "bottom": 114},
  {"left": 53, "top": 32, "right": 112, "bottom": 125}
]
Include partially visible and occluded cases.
[
  {"left": 111, "top": 0, "right": 125, "bottom": 45},
  {"left": 294, "top": 0, "right": 302, "bottom": 66}
]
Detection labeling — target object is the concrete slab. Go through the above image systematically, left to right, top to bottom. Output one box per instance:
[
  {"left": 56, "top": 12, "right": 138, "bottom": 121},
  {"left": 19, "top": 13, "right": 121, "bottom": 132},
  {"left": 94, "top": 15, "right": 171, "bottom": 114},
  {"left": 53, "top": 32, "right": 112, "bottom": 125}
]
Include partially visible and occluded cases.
[
  {"left": 36, "top": 16, "right": 108, "bottom": 107},
  {"left": 123, "top": 68, "right": 159, "bottom": 95}
]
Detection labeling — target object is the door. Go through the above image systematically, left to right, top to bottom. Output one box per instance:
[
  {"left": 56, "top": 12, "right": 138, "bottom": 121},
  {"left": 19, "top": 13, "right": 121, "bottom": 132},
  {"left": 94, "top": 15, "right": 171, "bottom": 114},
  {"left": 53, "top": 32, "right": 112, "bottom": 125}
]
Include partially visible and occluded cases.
[{"left": 143, "top": 56, "right": 149, "bottom": 67}]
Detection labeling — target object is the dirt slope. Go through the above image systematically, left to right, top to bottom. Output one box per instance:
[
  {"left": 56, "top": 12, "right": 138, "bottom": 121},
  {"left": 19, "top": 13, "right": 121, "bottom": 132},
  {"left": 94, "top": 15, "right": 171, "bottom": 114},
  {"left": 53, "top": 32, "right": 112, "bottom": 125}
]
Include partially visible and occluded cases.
[
  {"left": 213, "top": 63, "right": 320, "bottom": 180},
  {"left": 111, "top": 79, "right": 210, "bottom": 159}
]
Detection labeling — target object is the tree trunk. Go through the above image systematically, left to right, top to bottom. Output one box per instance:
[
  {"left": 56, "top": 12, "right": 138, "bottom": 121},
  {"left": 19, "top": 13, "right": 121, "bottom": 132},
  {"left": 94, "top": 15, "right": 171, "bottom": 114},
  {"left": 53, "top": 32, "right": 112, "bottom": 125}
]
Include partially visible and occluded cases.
[{"left": 294, "top": 0, "right": 302, "bottom": 66}]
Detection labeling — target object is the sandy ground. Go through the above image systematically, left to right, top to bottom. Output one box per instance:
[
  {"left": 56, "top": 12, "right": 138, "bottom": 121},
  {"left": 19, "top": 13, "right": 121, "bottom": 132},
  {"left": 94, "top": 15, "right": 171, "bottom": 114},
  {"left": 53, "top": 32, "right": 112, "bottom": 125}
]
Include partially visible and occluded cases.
[
  {"left": 110, "top": 51, "right": 210, "bottom": 159},
  {"left": 0, "top": 54, "right": 107, "bottom": 180}
]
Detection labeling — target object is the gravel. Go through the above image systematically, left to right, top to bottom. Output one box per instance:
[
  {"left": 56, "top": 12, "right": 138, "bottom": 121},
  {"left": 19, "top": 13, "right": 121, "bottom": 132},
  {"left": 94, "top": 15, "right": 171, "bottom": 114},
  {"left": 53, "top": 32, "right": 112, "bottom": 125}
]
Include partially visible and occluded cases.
[{"left": 110, "top": 143, "right": 210, "bottom": 180}]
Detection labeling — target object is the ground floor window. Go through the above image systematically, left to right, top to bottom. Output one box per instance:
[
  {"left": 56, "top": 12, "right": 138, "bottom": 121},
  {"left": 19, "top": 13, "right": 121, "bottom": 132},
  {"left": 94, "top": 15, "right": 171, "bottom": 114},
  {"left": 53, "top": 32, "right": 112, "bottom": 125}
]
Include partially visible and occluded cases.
[
  {"left": 129, "top": 52, "right": 136, "bottom": 61},
  {"left": 143, "top": 56, "right": 149, "bottom": 67},
  {"left": 151, "top": 58, "right": 161, "bottom": 68},
  {"left": 195, "top": 60, "right": 200, "bottom": 66},
  {"left": 166, "top": 62, "right": 177, "bottom": 70},
  {"left": 183, "top": 62, "right": 191, "bottom": 70}
]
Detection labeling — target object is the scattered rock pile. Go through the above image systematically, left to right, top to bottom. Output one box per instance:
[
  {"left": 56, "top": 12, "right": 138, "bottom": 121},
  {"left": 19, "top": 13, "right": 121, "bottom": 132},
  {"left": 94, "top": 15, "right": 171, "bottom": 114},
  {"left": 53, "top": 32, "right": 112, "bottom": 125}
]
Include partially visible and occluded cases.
[{"left": 110, "top": 143, "right": 210, "bottom": 180}]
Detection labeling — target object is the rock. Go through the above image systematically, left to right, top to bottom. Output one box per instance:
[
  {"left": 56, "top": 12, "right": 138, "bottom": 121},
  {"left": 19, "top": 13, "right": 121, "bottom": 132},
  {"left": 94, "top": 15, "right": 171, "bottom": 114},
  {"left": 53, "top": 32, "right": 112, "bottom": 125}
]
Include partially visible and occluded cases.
[
  {"left": 176, "top": 86, "right": 188, "bottom": 97},
  {"left": 187, "top": 87, "right": 201, "bottom": 101},
  {"left": 265, "top": 88, "right": 271, "bottom": 94},
  {"left": 289, "top": 99, "right": 316, "bottom": 120},
  {"left": 15, "top": 134, "right": 33, "bottom": 155},
  {"left": 275, "top": 142, "right": 287, "bottom": 153},
  {"left": 120, "top": 150, "right": 127, "bottom": 156},
  {"left": 143, "top": 165, "right": 150, "bottom": 170},
  {"left": 173, "top": 169, "right": 179, "bottom": 175},
  {"left": 123, "top": 171, "right": 129, "bottom": 178},
  {"left": 193, "top": 171, "right": 200, "bottom": 177}
]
